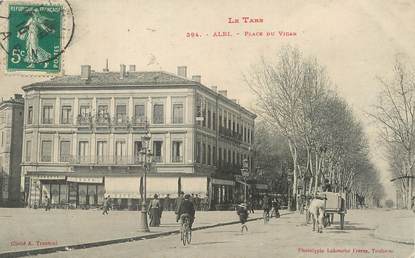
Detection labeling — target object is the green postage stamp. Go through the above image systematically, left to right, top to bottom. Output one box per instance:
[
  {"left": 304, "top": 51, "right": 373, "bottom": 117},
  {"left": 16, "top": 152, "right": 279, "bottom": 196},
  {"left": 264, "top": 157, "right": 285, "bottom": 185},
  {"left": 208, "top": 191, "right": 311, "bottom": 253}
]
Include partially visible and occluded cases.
[{"left": 7, "top": 4, "right": 62, "bottom": 73}]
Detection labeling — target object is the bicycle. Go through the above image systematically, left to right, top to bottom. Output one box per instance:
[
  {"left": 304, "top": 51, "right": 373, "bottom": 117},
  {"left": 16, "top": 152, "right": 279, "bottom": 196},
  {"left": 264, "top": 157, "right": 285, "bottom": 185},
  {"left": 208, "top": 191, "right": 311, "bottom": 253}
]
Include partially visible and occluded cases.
[
  {"left": 263, "top": 209, "right": 270, "bottom": 224},
  {"left": 180, "top": 214, "right": 192, "bottom": 246}
]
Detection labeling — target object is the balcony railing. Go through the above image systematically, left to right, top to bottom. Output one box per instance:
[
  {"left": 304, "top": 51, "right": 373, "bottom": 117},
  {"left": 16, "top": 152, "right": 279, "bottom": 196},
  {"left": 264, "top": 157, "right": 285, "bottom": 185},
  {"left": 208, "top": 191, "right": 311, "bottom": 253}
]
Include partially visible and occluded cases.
[
  {"left": 75, "top": 113, "right": 148, "bottom": 129},
  {"left": 218, "top": 126, "right": 243, "bottom": 143},
  {"left": 70, "top": 155, "right": 143, "bottom": 165}
]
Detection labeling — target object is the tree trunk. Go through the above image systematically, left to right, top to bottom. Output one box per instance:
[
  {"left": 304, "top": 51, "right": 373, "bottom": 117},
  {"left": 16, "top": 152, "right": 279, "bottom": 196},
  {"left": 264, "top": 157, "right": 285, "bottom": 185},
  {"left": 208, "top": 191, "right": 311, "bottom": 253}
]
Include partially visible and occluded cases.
[{"left": 288, "top": 140, "right": 298, "bottom": 211}]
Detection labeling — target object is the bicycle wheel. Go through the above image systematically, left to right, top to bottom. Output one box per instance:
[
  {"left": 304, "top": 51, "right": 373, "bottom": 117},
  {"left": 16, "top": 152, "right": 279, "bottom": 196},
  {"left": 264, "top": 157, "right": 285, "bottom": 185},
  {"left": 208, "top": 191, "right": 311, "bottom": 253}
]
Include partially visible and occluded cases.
[
  {"left": 263, "top": 211, "right": 268, "bottom": 224},
  {"left": 181, "top": 224, "right": 187, "bottom": 246},
  {"left": 186, "top": 225, "right": 192, "bottom": 244}
]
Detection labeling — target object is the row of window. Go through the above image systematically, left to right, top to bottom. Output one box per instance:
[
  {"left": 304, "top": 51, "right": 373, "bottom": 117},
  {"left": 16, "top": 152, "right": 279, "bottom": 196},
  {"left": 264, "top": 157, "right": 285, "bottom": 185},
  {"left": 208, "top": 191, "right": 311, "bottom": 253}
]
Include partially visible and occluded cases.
[
  {"left": 26, "top": 101, "right": 253, "bottom": 144},
  {"left": 27, "top": 102, "right": 185, "bottom": 125},
  {"left": 196, "top": 103, "right": 253, "bottom": 144},
  {"left": 25, "top": 138, "right": 250, "bottom": 167},
  {"left": 25, "top": 139, "right": 183, "bottom": 164},
  {"left": 195, "top": 142, "right": 251, "bottom": 168}
]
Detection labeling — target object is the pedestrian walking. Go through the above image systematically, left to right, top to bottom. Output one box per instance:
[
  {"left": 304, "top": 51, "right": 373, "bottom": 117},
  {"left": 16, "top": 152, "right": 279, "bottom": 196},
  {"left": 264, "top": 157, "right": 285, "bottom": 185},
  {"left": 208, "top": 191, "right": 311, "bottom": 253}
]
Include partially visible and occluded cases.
[
  {"left": 175, "top": 191, "right": 185, "bottom": 222},
  {"left": 148, "top": 194, "right": 161, "bottom": 227},
  {"left": 164, "top": 194, "right": 171, "bottom": 211},
  {"left": 194, "top": 194, "right": 201, "bottom": 210},
  {"left": 44, "top": 195, "right": 51, "bottom": 211},
  {"left": 248, "top": 195, "right": 255, "bottom": 213},
  {"left": 102, "top": 196, "right": 111, "bottom": 215},
  {"left": 236, "top": 203, "right": 249, "bottom": 232}
]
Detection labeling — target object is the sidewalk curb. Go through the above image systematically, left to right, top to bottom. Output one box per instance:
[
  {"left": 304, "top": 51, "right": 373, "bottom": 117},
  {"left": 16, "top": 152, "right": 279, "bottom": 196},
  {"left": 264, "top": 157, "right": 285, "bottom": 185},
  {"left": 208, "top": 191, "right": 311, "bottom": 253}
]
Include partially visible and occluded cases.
[
  {"left": 0, "top": 212, "right": 290, "bottom": 258},
  {"left": 373, "top": 227, "right": 414, "bottom": 246}
]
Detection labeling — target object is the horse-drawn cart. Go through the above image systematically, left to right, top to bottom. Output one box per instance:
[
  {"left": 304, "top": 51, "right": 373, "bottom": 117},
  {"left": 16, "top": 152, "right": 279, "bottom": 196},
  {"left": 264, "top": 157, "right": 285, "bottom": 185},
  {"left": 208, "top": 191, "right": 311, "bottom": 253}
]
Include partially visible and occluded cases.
[
  {"left": 306, "top": 192, "right": 347, "bottom": 230},
  {"left": 323, "top": 192, "right": 347, "bottom": 229}
]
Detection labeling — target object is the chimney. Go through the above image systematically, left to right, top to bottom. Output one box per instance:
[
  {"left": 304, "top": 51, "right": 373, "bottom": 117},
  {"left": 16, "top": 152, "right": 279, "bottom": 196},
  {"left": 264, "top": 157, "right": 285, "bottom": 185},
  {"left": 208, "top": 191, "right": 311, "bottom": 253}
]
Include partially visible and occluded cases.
[
  {"left": 103, "top": 59, "right": 109, "bottom": 73},
  {"left": 120, "top": 64, "right": 126, "bottom": 79},
  {"left": 81, "top": 65, "right": 91, "bottom": 80},
  {"left": 129, "top": 65, "right": 136, "bottom": 72},
  {"left": 177, "top": 66, "right": 187, "bottom": 78},
  {"left": 192, "top": 75, "right": 201, "bottom": 83},
  {"left": 211, "top": 86, "right": 217, "bottom": 92},
  {"left": 218, "top": 90, "right": 227, "bottom": 97},
  {"left": 14, "top": 94, "right": 23, "bottom": 100}
]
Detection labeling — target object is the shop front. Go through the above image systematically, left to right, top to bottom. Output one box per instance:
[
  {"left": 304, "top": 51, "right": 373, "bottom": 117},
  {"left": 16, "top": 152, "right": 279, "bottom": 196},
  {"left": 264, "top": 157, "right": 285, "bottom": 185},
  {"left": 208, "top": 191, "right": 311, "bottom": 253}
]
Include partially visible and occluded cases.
[
  {"left": 26, "top": 175, "right": 65, "bottom": 208},
  {"left": 104, "top": 176, "right": 140, "bottom": 210},
  {"left": 66, "top": 177, "right": 105, "bottom": 209},
  {"left": 209, "top": 178, "right": 235, "bottom": 210}
]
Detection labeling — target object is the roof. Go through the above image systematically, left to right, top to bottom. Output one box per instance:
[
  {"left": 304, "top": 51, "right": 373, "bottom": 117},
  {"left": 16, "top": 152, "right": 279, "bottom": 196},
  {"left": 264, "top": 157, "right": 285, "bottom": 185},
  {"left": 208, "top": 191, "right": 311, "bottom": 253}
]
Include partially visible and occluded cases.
[
  {"left": 22, "top": 70, "right": 257, "bottom": 119},
  {"left": 24, "top": 71, "right": 194, "bottom": 88}
]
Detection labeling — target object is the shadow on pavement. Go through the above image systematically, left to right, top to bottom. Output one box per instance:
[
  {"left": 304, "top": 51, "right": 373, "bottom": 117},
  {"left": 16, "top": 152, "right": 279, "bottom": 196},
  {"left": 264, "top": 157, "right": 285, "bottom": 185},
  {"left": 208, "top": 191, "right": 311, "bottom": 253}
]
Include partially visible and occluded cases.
[
  {"left": 203, "top": 230, "right": 240, "bottom": 234},
  {"left": 325, "top": 230, "right": 349, "bottom": 234},
  {"left": 190, "top": 241, "right": 229, "bottom": 246}
]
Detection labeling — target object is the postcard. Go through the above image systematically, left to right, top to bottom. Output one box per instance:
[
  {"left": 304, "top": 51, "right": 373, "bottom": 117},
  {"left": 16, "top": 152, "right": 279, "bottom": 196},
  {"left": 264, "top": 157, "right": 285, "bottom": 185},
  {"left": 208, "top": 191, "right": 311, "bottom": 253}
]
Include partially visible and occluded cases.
[{"left": 0, "top": 0, "right": 414, "bottom": 257}]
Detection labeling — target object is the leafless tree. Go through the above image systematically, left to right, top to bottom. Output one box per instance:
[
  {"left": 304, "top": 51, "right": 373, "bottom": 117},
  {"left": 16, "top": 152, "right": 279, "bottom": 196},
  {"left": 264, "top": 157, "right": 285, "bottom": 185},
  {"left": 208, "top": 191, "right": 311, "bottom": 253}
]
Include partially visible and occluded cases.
[
  {"left": 248, "top": 45, "right": 384, "bottom": 210},
  {"left": 370, "top": 57, "right": 415, "bottom": 209}
]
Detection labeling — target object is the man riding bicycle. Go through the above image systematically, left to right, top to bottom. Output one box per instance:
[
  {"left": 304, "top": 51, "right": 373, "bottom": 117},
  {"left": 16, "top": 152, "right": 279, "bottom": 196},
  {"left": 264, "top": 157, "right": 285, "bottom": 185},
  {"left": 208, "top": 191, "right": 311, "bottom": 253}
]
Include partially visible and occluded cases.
[
  {"left": 177, "top": 194, "right": 196, "bottom": 229},
  {"left": 271, "top": 198, "right": 280, "bottom": 218}
]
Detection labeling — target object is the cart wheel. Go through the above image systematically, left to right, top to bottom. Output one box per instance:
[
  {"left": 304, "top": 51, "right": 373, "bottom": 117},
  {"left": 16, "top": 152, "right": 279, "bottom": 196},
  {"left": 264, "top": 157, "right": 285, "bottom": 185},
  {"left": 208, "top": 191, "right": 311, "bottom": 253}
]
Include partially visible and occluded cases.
[
  {"left": 340, "top": 213, "right": 345, "bottom": 230},
  {"left": 323, "top": 214, "right": 329, "bottom": 227}
]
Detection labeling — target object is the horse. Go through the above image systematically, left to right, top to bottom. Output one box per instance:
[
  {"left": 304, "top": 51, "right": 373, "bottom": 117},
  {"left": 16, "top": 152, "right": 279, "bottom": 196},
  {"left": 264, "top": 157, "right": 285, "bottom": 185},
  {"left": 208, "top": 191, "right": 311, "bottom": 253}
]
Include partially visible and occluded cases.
[{"left": 308, "top": 198, "right": 326, "bottom": 233}]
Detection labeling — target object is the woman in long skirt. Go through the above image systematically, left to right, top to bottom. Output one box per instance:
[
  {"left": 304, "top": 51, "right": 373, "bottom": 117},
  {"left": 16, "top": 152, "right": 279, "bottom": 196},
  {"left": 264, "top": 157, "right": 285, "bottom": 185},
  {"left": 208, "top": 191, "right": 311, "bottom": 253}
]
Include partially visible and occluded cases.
[{"left": 148, "top": 194, "right": 161, "bottom": 227}]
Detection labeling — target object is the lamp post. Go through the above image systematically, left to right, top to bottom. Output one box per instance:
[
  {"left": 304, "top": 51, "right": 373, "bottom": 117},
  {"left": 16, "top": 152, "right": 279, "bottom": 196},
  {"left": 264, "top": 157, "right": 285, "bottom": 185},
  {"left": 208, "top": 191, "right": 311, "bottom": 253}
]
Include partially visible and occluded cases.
[
  {"left": 138, "top": 131, "right": 152, "bottom": 232},
  {"left": 241, "top": 159, "right": 249, "bottom": 203}
]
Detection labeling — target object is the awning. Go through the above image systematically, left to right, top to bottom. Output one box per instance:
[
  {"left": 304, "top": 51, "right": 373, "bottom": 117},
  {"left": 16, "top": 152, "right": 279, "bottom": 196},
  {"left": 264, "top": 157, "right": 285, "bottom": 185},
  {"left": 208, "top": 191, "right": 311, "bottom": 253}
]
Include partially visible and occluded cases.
[
  {"left": 37, "top": 175, "right": 66, "bottom": 180},
  {"left": 67, "top": 177, "right": 103, "bottom": 184},
  {"left": 104, "top": 177, "right": 140, "bottom": 199},
  {"left": 146, "top": 177, "right": 179, "bottom": 198},
  {"left": 181, "top": 177, "right": 208, "bottom": 197},
  {"left": 211, "top": 178, "right": 235, "bottom": 186}
]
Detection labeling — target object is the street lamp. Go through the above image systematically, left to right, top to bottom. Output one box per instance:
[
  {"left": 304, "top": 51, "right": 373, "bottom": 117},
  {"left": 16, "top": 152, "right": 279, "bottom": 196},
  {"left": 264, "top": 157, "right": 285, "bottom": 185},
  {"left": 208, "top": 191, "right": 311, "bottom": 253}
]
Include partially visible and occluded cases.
[
  {"left": 138, "top": 130, "right": 153, "bottom": 232},
  {"left": 241, "top": 159, "right": 249, "bottom": 203}
]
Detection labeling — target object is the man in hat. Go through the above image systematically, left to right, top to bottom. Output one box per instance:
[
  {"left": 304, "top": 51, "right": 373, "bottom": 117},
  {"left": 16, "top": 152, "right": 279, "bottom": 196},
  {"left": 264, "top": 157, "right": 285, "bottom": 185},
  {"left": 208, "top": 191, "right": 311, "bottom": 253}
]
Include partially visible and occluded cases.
[
  {"left": 322, "top": 179, "right": 332, "bottom": 192},
  {"left": 177, "top": 194, "right": 196, "bottom": 229},
  {"left": 44, "top": 195, "right": 51, "bottom": 211},
  {"left": 102, "top": 195, "right": 111, "bottom": 215},
  {"left": 236, "top": 203, "right": 249, "bottom": 232}
]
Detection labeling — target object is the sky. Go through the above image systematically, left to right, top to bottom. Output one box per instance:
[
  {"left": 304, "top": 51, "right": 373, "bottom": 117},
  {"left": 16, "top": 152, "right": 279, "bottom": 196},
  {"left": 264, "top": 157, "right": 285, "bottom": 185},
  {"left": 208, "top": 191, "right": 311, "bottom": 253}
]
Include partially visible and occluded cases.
[{"left": 1, "top": 0, "right": 414, "bottom": 200}]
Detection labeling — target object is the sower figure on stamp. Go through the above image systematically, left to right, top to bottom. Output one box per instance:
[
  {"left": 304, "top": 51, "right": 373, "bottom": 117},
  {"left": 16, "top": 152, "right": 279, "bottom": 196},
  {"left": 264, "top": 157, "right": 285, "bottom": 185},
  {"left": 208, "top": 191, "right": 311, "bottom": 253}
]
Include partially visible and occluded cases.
[{"left": 17, "top": 8, "right": 55, "bottom": 68}]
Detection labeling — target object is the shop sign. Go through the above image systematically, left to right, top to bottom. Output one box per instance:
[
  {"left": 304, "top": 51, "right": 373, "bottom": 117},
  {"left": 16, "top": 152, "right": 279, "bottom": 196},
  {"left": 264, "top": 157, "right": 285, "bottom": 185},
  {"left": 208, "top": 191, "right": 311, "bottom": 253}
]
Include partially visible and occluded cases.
[
  {"left": 37, "top": 175, "right": 66, "bottom": 180},
  {"left": 67, "top": 177, "right": 103, "bottom": 184},
  {"left": 211, "top": 178, "right": 235, "bottom": 186}
]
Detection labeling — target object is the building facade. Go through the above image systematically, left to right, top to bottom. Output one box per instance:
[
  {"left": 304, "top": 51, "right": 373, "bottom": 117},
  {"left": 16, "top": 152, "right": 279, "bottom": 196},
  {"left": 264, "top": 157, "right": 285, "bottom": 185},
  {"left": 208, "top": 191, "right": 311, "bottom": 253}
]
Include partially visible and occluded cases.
[
  {"left": 22, "top": 65, "right": 256, "bottom": 210},
  {"left": 0, "top": 94, "right": 24, "bottom": 206}
]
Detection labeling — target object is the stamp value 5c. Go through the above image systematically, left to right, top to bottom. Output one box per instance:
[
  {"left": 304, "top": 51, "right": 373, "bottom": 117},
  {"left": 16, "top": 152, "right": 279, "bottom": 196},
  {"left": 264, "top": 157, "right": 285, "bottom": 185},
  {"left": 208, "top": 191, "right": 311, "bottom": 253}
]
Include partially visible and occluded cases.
[{"left": 7, "top": 4, "right": 62, "bottom": 73}]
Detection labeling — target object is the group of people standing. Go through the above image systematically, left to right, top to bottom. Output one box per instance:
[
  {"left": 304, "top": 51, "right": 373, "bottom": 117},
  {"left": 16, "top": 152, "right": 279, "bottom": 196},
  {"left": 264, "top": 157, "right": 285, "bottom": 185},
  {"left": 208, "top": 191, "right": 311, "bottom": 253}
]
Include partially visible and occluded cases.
[{"left": 147, "top": 191, "right": 197, "bottom": 227}]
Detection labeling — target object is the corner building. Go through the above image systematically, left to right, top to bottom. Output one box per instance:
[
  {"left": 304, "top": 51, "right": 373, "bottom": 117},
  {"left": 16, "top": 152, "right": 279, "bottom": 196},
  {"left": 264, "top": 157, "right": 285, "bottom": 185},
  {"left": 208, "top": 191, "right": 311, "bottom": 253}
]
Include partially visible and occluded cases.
[
  {"left": 22, "top": 65, "right": 256, "bottom": 210},
  {"left": 0, "top": 94, "right": 24, "bottom": 206}
]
